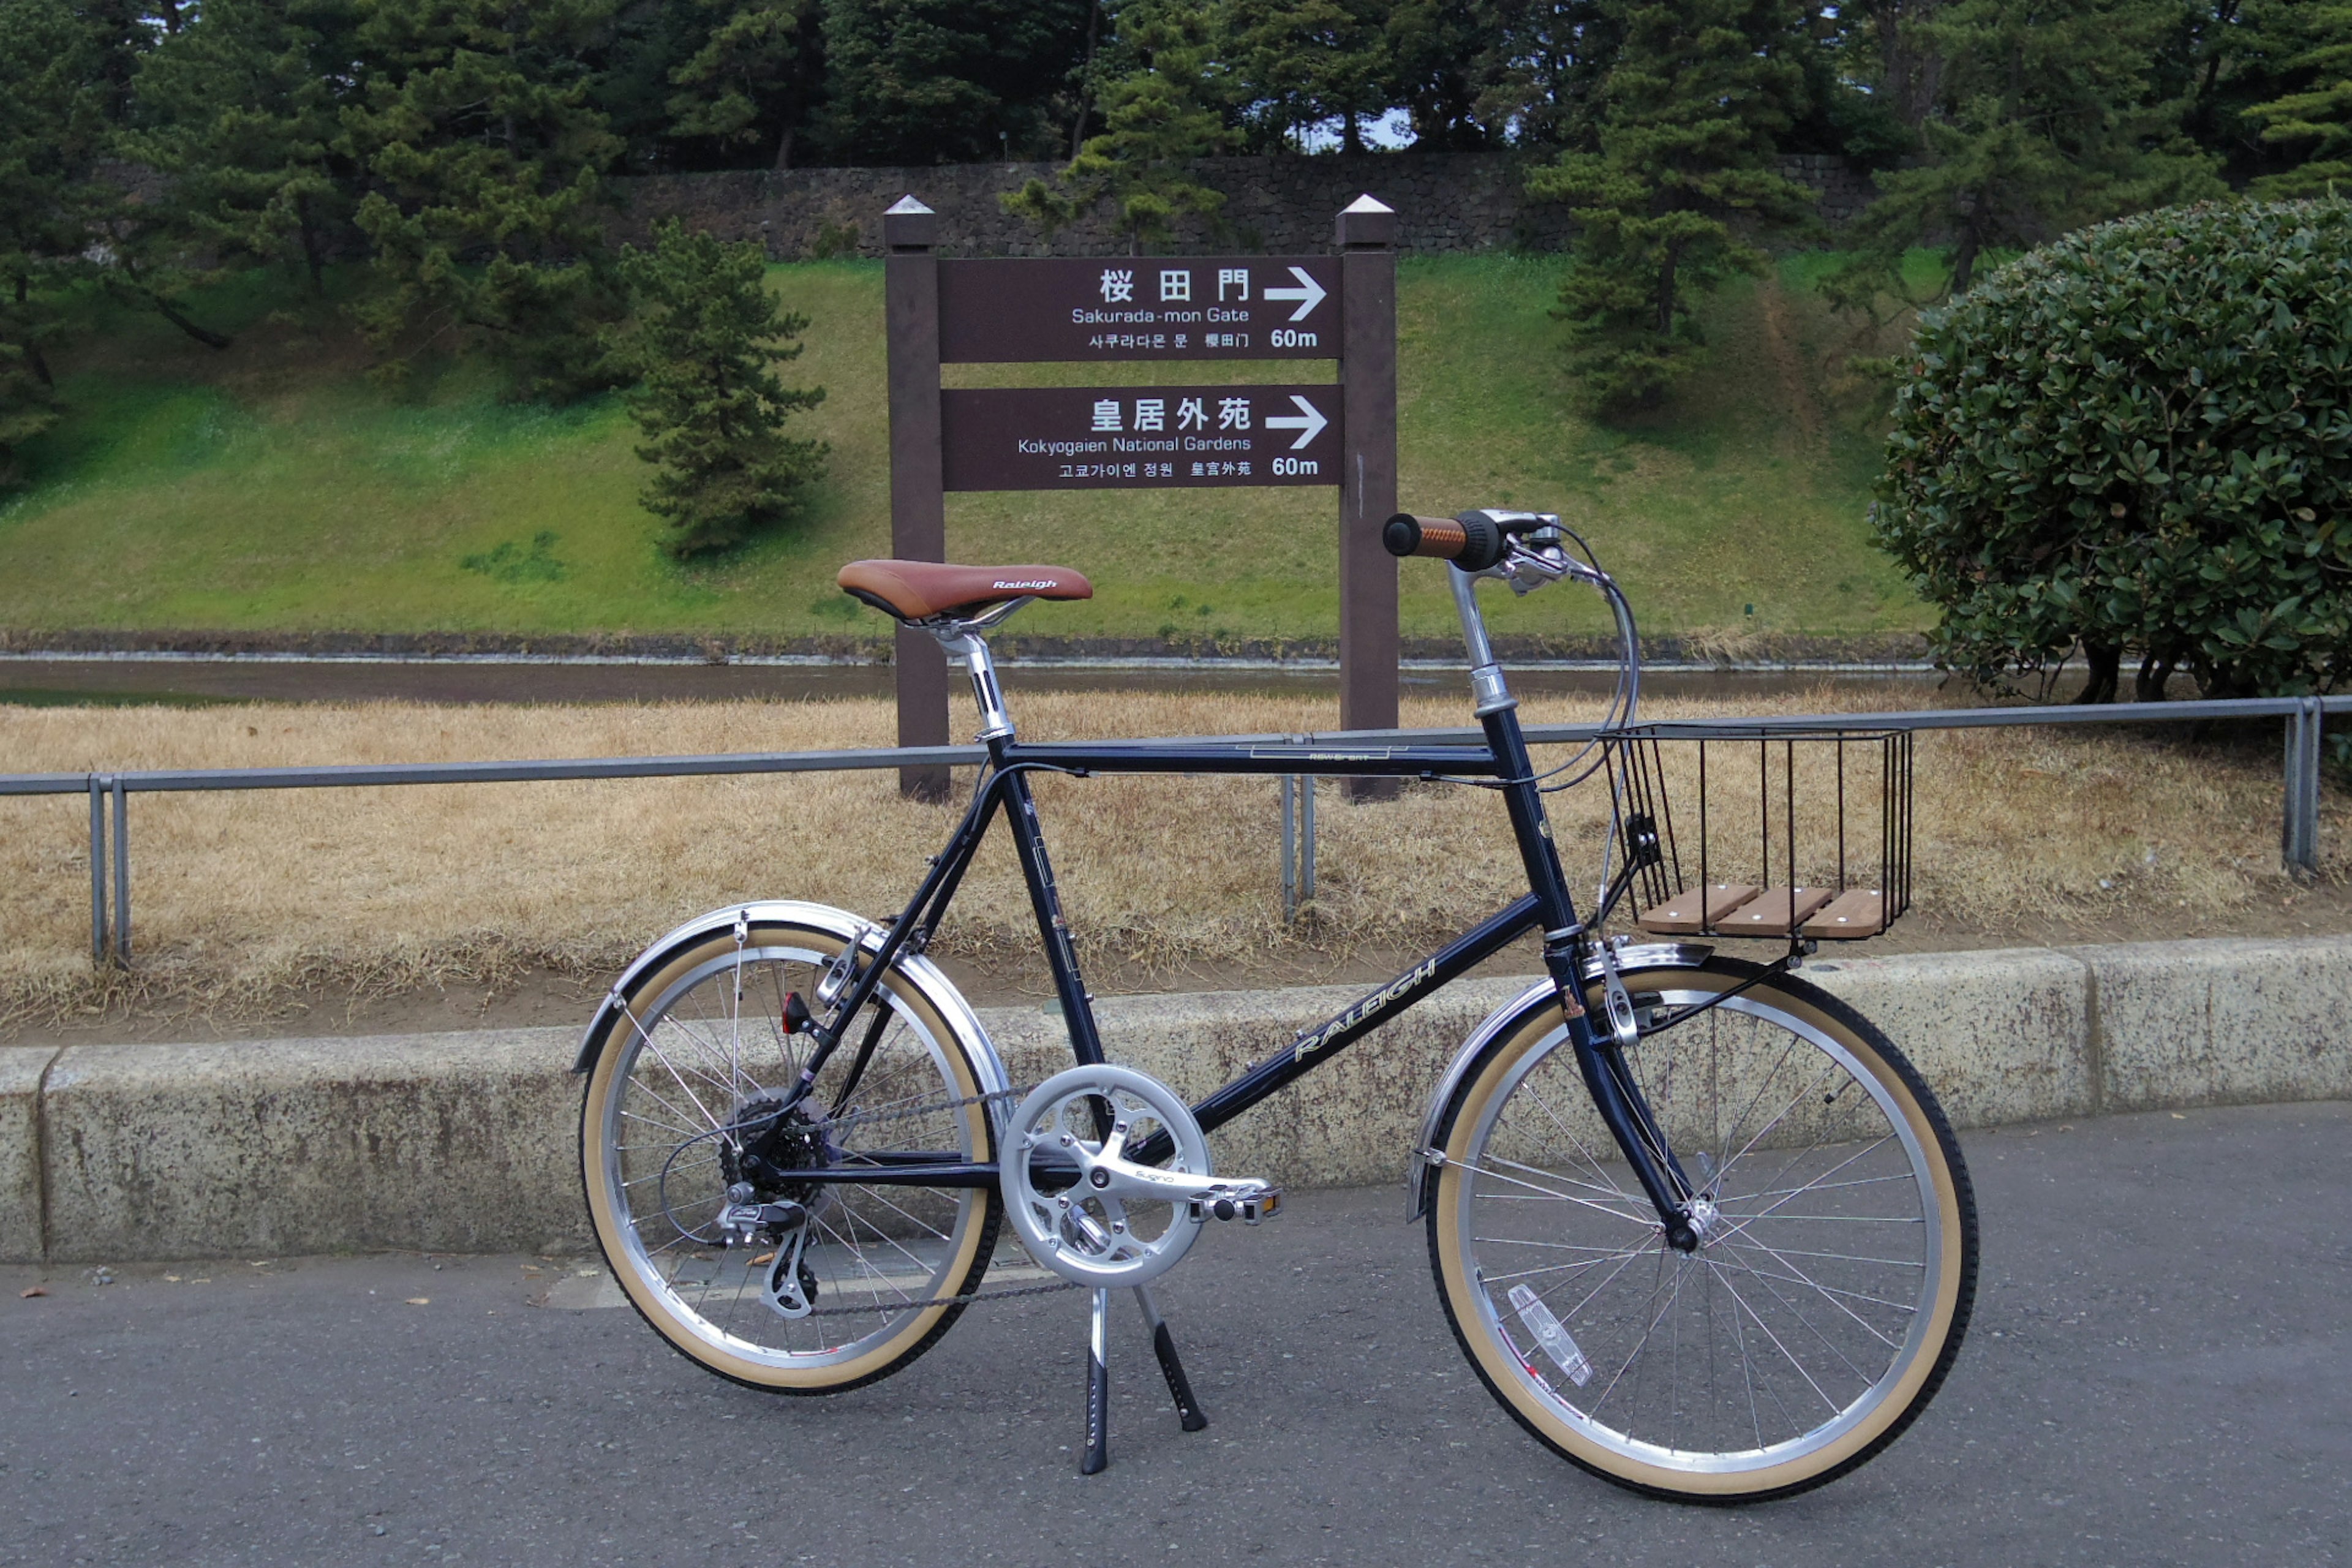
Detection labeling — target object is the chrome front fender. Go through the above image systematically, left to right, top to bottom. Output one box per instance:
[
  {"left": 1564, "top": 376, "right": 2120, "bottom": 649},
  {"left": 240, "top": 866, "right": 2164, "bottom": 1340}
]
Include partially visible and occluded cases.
[
  {"left": 571, "top": 900, "right": 1011, "bottom": 1114},
  {"left": 1404, "top": 943, "right": 1714, "bottom": 1219}
]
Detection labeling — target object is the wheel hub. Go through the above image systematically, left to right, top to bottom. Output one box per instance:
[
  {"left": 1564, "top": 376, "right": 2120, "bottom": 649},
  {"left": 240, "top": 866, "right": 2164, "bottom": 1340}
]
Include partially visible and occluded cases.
[{"left": 718, "top": 1092, "right": 827, "bottom": 1205}]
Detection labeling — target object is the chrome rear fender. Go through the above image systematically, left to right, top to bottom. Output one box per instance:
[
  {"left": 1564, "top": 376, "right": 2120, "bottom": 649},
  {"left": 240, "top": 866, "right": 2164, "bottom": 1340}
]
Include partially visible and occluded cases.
[{"left": 571, "top": 900, "right": 1011, "bottom": 1111}]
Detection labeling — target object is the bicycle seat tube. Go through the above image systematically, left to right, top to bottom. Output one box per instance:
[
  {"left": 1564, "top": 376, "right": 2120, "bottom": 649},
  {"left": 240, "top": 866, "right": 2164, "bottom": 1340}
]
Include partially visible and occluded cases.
[{"left": 1450, "top": 554, "right": 1702, "bottom": 1254}]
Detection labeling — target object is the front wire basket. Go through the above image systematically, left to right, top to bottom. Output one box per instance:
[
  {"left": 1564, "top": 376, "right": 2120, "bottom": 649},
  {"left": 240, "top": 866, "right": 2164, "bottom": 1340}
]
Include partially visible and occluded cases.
[{"left": 1600, "top": 725, "right": 1913, "bottom": 942}]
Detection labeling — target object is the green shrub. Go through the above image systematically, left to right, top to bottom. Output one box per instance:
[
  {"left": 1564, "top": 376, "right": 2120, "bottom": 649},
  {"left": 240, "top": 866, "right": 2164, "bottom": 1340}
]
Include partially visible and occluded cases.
[{"left": 1875, "top": 197, "right": 2352, "bottom": 700}]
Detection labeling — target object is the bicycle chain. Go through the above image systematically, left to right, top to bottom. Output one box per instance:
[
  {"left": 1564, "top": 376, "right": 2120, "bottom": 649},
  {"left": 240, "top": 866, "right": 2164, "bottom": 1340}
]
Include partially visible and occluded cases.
[
  {"left": 771, "top": 1082, "right": 1088, "bottom": 1320},
  {"left": 816, "top": 1085, "right": 1031, "bottom": 1139},
  {"left": 788, "top": 1273, "right": 1082, "bottom": 1320}
]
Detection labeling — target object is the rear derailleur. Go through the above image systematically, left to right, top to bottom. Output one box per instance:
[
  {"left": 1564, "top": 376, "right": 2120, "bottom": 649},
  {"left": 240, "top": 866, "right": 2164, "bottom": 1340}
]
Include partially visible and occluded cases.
[{"left": 712, "top": 1091, "right": 827, "bottom": 1319}]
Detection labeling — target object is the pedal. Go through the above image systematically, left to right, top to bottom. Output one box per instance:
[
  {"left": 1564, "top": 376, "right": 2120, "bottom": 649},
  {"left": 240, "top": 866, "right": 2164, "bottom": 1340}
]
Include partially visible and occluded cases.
[{"left": 1186, "top": 1179, "right": 1282, "bottom": 1226}]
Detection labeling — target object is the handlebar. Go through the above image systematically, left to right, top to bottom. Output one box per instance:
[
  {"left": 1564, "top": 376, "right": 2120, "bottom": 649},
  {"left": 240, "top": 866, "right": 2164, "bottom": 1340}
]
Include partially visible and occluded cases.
[{"left": 1383, "top": 512, "right": 1509, "bottom": 572}]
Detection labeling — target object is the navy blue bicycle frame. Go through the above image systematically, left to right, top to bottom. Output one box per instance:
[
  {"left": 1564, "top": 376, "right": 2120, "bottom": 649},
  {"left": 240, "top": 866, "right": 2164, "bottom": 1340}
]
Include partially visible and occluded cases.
[{"left": 778, "top": 707, "right": 1702, "bottom": 1244}]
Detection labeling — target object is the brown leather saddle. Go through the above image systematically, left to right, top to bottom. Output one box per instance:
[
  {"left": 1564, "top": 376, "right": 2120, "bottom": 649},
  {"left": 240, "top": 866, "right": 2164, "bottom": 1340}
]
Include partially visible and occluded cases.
[{"left": 837, "top": 559, "right": 1093, "bottom": 623}]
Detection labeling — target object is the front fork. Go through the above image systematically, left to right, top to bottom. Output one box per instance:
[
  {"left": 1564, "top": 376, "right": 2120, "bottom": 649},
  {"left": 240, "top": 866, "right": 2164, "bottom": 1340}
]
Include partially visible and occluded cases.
[{"left": 1545, "top": 942, "right": 1703, "bottom": 1253}]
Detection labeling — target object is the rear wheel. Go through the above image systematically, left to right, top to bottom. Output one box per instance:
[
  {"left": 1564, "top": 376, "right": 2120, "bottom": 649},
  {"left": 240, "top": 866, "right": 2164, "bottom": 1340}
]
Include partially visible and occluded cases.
[
  {"left": 581, "top": 919, "right": 1001, "bottom": 1393},
  {"left": 1427, "top": 958, "right": 1976, "bottom": 1501}
]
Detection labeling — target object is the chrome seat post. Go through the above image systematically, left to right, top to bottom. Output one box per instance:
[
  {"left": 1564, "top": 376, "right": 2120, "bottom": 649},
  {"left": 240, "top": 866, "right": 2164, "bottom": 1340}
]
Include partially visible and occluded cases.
[{"left": 925, "top": 597, "right": 1032, "bottom": 744}]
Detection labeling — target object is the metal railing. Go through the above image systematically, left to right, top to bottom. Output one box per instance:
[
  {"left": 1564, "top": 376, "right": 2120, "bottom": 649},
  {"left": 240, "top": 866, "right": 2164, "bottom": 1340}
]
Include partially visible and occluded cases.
[{"left": 2, "top": 695, "right": 2337, "bottom": 965}]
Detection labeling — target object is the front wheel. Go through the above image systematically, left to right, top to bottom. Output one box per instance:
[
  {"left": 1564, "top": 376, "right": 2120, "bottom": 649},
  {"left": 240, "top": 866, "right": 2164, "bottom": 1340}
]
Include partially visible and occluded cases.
[
  {"left": 581, "top": 918, "right": 1002, "bottom": 1394},
  {"left": 1426, "top": 957, "right": 1977, "bottom": 1502}
]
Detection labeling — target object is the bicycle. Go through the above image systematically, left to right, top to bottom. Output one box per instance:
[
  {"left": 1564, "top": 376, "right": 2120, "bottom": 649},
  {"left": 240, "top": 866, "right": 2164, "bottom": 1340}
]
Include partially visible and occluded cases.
[{"left": 575, "top": 509, "right": 1977, "bottom": 1502}]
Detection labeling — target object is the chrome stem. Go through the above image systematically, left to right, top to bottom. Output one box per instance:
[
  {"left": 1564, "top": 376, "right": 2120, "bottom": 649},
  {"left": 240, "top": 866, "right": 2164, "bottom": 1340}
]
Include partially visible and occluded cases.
[{"left": 1450, "top": 565, "right": 1517, "bottom": 718}]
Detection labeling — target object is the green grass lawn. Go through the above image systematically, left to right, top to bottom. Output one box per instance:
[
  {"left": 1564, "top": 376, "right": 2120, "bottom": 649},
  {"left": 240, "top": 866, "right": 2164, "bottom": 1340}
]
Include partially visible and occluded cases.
[{"left": 0, "top": 254, "right": 1928, "bottom": 643}]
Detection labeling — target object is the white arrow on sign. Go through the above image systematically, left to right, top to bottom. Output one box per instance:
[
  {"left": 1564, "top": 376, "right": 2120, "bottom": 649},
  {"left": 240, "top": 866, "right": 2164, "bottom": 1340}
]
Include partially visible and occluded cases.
[
  {"left": 1262, "top": 266, "right": 1327, "bottom": 323},
  {"left": 1265, "top": 394, "right": 1329, "bottom": 450}
]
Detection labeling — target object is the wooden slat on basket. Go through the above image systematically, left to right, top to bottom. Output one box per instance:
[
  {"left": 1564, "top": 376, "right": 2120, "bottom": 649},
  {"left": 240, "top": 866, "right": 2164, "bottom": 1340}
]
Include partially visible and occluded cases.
[
  {"left": 1637, "top": 883, "right": 1760, "bottom": 935},
  {"left": 1714, "top": 886, "right": 1834, "bottom": 935},
  {"left": 1802, "top": 889, "right": 1886, "bottom": 939}
]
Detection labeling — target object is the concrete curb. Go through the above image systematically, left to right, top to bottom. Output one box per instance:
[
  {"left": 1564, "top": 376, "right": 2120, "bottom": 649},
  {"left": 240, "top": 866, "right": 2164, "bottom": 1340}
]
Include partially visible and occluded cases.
[{"left": 6, "top": 935, "right": 2348, "bottom": 1263}]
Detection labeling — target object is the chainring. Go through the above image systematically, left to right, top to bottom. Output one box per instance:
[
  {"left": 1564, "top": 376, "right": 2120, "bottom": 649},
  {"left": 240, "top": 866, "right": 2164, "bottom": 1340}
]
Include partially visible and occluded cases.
[{"left": 1000, "top": 1064, "right": 1212, "bottom": 1288}]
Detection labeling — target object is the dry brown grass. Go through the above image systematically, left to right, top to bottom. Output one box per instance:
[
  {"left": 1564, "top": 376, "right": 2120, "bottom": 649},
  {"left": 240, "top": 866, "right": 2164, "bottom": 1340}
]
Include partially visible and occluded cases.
[{"left": 2, "top": 689, "right": 2343, "bottom": 1023}]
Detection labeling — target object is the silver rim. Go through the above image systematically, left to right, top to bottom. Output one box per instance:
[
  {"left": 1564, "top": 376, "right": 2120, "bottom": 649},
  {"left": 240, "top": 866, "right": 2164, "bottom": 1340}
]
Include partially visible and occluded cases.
[
  {"left": 595, "top": 940, "right": 990, "bottom": 1371},
  {"left": 1450, "top": 986, "right": 1945, "bottom": 1476}
]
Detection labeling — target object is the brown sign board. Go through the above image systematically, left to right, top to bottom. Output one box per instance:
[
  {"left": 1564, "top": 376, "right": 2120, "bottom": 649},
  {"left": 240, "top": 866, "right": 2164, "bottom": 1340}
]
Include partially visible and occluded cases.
[
  {"left": 937, "top": 257, "right": 1341, "bottom": 364},
  {"left": 940, "top": 385, "right": 1341, "bottom": 491}
]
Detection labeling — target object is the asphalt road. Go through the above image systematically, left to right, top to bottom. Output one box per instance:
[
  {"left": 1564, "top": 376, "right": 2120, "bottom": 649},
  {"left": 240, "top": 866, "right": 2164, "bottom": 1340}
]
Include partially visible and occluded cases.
[{"left": 4, "top": 1102, "right": 2347, "bottom": 1568}]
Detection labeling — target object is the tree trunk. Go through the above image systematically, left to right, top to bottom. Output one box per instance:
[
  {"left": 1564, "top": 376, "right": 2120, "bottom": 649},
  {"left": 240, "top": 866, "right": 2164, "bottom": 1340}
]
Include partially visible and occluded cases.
[
  {"left": 1069, "top": 0, "right": 1103, "bottom": 157},
  {"left": 1874, "top": 0, "right": 1945, "bottom": 132},
  {"left": 2188, "top": 0, "right": 2241, "bottom": 143},
  {"left": 1343, "top": 115, "right": 1363, "bottom": 154},
  {"left": 773, "top": 126, "right": 796, "bottom": 172},
  {"left": 298, "top": 195, "right": 326, "bottom": 295},
  {"left": 1950, "top": 214, "right": 1982, "bottom": 294},
  {"left": 1657, "top": 243, "right": 1681, "bottom": 336},
  {"left": 13, "top": 274, "right": 52, "bottom": 388},
  {"left": 153, "top": 294, "right": 233, "bottom": 350},
  {"left": 2077, "top": 641, "right": 2120, "bottom": 704},
  {"left": 2135, "top": 652, "right": 2176, "bottom": 703}
]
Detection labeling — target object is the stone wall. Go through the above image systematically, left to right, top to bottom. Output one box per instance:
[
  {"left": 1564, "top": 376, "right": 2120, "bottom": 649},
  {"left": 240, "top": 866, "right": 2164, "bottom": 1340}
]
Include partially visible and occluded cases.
[{"left": 611, "top": 150, "right": 1877, "bottom": 260}]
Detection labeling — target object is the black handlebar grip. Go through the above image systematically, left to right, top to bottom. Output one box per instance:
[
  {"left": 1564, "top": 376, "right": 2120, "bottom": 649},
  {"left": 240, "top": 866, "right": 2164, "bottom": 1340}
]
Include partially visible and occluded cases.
[
  {"left": 1383, "top": 512, "right": 1506, "bottom": 572},
  {"left": 1382, "top": 513, "right": 1460, "bottom": 558}
]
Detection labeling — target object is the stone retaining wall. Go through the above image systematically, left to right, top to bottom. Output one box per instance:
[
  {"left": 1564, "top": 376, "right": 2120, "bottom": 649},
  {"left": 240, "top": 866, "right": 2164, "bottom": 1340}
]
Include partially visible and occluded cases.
[
  {"left": 613, "top": 151, "right": 1875, "bottom": 260},
  {"left": 11, "top": 933, "right": 2342, "bottom": 1262}
]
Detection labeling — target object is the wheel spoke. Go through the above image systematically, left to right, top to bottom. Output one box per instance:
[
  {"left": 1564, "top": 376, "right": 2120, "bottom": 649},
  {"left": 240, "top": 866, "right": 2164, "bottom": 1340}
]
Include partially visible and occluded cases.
[{"left": 1461, "top": 1155, "right": 1661, "bottom": 1227}]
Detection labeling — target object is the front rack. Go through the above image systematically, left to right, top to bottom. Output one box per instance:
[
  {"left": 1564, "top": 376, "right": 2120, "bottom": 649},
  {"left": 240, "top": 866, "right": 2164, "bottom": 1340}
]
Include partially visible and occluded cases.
[{"left": 1602, "top": 725, "right": 1913, "bottom": 942}]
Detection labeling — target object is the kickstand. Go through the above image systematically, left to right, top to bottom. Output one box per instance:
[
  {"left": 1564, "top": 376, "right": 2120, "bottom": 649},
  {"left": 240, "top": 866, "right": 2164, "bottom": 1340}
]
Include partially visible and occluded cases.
[
  {"left": 1077, "top": 1284, "right": 1213, "bottom": 1476},
  {"left": 1133, "top": 1285, "right": 1210, "bottom": 1433},
  {"left": 1082, "top": 1288, "right": 1111, "bottom": 1474}
]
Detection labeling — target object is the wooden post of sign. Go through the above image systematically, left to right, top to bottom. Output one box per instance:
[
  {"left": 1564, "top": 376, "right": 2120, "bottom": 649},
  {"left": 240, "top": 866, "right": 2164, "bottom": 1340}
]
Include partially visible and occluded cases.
[
  {"left": 884, "top": 195, "right": 951, "bottom": 801},
  {"left": 1337, "top": 195, "right": 1400, "bottom": 802}
]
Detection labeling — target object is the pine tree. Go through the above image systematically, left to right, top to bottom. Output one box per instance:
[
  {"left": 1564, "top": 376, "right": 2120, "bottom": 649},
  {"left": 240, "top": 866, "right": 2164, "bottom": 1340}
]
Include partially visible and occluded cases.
[
  {"left": 0, "top": 0, "right": 105, "bottom": 485},
  {"left": 131, "top": 0, "right": 360, "bottom": 295},
  {"left": 337, "top": 0, "right": 626, "bottom": 399},
  {"left": 665, "top": 0, "right": 825, "bottom": 169},
  {"left": 815, "top": 0, "right": 1092, "bottom": 164},
  {"left": 1226, "top": 0, "right": 1391, "bottom": 150},
  {"left": 1384, "top": 0, "right": 1506, "bottom": 148},
  {"left": 1462, "top": 0, "right": 1618, "bottom": 151},
  {"left": 1527, "top": 0, "right": 1817, "bottom": 410},
  {"left": 1833, "top": 0, "right": 2224, "bottom": 300},
  {"left": 1003, "top": 1, "right": 1239, "bottom": 250},
  {"left": 2245, "top": 1, "right": 2352, "bottom": 195},
  {"left": 611, "top": 220, "right": 826, "bottom": 558}
]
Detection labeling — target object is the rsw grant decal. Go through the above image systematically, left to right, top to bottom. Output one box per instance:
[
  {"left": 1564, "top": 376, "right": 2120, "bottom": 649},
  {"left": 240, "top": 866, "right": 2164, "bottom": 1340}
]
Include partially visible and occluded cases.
[{"left": 1291, "top": 957, "right": 1440, "bottom": 1063}]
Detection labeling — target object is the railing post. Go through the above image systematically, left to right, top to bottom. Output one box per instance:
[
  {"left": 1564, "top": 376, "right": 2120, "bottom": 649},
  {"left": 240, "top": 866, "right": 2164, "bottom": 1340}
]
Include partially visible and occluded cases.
[
  {"left": 2284, "top": 697, "right": 2321, "bottom": 880},
  {"left": 1300, "top": 772, "right": 1317, "bottom": 907},
  {"left": 88, "top": 775, "right": 107, "bottom": 965},
  {"left": 111, "top": 776, "right": 130, "bottom": 962},
  {"left": 1281, "top": 776, "right": 1298, "bottom": 922}
]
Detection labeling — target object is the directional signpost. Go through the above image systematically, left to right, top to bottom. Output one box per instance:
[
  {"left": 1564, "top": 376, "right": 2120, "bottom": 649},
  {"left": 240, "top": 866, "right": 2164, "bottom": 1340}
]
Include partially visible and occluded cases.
[
  {"left": 884, "top": 196, "right": 1398, "bottom": 799},
  {"left": 936, "top": 257, "right": 1337, "bottom": 362},
  {"left": 940, "top": 385, "right": 1339, "bottom": 491}
]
